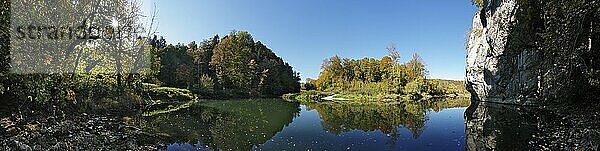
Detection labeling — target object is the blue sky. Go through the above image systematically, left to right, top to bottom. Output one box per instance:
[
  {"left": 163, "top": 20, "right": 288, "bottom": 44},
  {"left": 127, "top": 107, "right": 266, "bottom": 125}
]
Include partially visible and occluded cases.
[{"left": 141, "top": 0, "right": 478, "bottom": 80}]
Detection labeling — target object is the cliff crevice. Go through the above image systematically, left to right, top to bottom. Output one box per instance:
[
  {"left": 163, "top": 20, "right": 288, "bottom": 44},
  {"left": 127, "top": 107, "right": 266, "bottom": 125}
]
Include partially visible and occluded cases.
[{"left": 466, "top": 0, "right": 600, "bottom": 104}]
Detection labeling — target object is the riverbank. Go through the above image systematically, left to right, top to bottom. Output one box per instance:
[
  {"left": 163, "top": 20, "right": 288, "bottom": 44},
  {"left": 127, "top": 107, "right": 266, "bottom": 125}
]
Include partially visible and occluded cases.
[
  {"left": 287, "top": 79, "right": 469, "bottom": 103},
  {"left": 0, "top": 80, "right": 469, "bottom": 150},
  {"left": 0, "top": 84, "right": 202, "bottom": 150},
  {"left": 283, "top": 90, "right": 469, "bottom": 103},
  {"left": 0, "top": 109, "right": 158, "bottom": 150}
]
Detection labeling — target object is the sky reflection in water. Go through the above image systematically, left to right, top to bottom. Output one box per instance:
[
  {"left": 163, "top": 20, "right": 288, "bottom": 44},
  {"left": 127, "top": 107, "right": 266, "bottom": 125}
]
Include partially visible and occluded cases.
[
  {"left": 153, "top": 99, "right": 468, "bottom": 151},
  {"left": 257, "top": 105, "right": 466, "bottom": 151}
]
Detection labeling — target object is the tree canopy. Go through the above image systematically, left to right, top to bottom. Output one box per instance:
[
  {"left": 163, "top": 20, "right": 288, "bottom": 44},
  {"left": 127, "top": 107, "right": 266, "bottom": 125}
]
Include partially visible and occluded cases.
[
  {"left": 154, "top": 31, "right": 300, "bottom": 98},
  {"left": 310, "top": 51, "right": 442, "bottom": 98}
]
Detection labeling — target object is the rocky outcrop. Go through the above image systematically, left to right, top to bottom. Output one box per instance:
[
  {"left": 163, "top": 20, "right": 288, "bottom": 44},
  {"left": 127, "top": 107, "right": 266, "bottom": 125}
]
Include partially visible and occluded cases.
[{"left": 466, "top": 0, "right": 600, "bottom": 104}]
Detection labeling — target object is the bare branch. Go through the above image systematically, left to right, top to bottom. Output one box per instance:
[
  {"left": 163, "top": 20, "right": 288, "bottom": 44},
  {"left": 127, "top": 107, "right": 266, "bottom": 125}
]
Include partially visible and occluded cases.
[{"left": 386, "top": 43, "right": 400, "bottom": 62}]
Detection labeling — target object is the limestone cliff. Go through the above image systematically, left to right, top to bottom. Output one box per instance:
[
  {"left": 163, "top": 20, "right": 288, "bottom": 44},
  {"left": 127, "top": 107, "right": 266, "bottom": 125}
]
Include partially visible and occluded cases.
[{"left": 466, "top": 0, "right": 600, "bottom": 104}]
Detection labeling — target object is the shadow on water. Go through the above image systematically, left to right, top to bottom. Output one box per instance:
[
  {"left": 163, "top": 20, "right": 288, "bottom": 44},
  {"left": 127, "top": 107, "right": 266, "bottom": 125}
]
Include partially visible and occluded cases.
[
  {"left": 136, "top": 99, "right": 301, "bottom": 151},
  {"left": 465, "top": 99, "right": 600, "bottom": 150}
]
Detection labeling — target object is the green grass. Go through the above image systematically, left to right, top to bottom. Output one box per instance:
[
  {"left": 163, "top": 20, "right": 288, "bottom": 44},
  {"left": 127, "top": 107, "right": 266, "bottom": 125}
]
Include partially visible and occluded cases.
[
  {"left": 141, "top": 84, "right": 200, "bottom": 116},
  {"left": 148, "top": 86, "right": 195, "bottom": 101},
  {"left": 142, "top": 99, "right": 199, "bottom": 116}
]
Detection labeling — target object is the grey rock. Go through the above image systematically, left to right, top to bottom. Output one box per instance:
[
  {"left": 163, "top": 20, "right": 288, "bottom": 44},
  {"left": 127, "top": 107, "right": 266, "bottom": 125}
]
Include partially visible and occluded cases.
[
  {"left": 465, "top": 0, "right": 600, "bottom": 104},
  {"left": 466, "top": 0, "right": 538, "bottom": 105}
]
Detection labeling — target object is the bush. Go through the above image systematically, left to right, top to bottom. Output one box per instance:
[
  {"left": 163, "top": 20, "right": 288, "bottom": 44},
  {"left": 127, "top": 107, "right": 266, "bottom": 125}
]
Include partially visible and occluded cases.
[
  {"left": 198, "top": 74, "right": 215, "bottom": 96},
  {"left": 403, "top": 78, "right": 426, "bottom": 98},
  {"left": 426, "top": 80, "right": 445, "bottom": 96},
  {"left": 301, "top": 82, "right": 316, "bottom": 91},
  {"left": 149, "top": 87, "right": 195, "bottom": 102}
]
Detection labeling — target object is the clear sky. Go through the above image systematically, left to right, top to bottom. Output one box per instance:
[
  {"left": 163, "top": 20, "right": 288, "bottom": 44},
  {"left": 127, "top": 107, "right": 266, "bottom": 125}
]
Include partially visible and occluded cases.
[{"left": 141, "top": 0, "right": 478, "bottom": 80}]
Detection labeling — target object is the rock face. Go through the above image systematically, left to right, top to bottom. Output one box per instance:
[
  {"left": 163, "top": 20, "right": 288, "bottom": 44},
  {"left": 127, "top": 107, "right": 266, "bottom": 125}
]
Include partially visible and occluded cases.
[{"left": 466, "top": 0, "right": 600, "bottom": 104}]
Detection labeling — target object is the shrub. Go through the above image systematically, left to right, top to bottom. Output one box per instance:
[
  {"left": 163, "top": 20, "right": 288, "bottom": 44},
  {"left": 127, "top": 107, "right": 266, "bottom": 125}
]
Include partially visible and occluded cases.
[
  {"left": 472, "top": 0, "right": 483, "bottom": 7},
  {"left": 198, "top": 74, "right": 215, "bottom": 96},
  {"left": 403, "top": 77, "right": 426, "bottom": 98},
  {"left": 301, "top": 82, "right": 316, "bottom": 91},
  {"left": 149, "top": 87, "right": 195, "bottom": 101}
]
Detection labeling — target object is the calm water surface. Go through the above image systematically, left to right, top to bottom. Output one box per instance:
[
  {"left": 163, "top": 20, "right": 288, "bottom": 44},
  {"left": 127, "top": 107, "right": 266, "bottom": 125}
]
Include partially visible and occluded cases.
[
  {"left": 139, "top": 99, "right": 470, "bottom": 151},
  {"left": 256, "top": 105, "right": 466, "bottom": 151}
]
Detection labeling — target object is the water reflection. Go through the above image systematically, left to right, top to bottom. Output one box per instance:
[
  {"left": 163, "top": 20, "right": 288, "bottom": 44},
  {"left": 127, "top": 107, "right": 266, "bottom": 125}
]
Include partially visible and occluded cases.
[
  {"left": 140, "top": 98, "right": 471, "bottom": 150},
  {"left": 138, "top": 99, "right": 301, "bottom": 151},
  {"left": 464, "top": 101, "right": 537, "bottom": 150},
  {"left": 465, "top": 101, "right": 600, "bottom": 150},
  {"left": 307, "top": 102, "right": 426, "bottom": 139},
  {"left": 167, "top": 142, "right": 211, "bottom": 151}
]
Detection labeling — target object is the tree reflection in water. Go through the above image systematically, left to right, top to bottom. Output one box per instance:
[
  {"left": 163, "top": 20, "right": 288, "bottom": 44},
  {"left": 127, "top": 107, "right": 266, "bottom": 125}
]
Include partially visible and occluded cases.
[
  {"left": 136, "top": 98, "right": 471, "bottom": 150},
  {"left": 308, "top": 98, "right": 470, "bottom": 140},
  {"left": 137, "top": 99, "right": 300, "bottom": 151},
  {"left": 308, "top": 102, "right": 426, "bottom": 139}
]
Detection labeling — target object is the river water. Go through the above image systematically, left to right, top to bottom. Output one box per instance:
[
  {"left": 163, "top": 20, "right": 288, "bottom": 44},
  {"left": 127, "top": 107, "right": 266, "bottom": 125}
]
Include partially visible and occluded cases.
[{"left": 138, "top": 99, "right": 471, "bottom": 151}]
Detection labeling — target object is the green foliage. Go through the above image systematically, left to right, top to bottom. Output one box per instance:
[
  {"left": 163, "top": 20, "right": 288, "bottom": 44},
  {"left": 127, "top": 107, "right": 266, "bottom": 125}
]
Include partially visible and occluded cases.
[
  {"left": 0, "top": 0, "right": 302, "bottom": 118},
  {"left": 0, "top": 0, "right": 167, "bottom": 113},
  {"left": 472, "top": 0, "right": 483, "bottom": 7},
  {"left": 0, "top": 31, "right": 300, "bottom": 113},
  {"left": 151, "top": 31, "right": 299, "bottom": 98},
  {"left": 209, "top": 31, "right": 300, "bottom": 98},
  {"left": 210, "top": 32, "right": 255, "bottom": 96},
  {"left": 157, "top": 44, "right": 195, "bottom": 87},
  {"left": 304, "top": 51, "right": 466, "bottom": 102},
  {"left": 311, "top": 52, "right": 437, "bottom": 100},
  {"left": 405, "top": 54, "right": 427, "bottom": 81},
  {"left": 198, "top": 74, "right": 215, "bottom": 96},
  {"left": 403, "top": 77, "right": 426, "bottom": 98},
  {"left": 301, "top": 78, "right": 317, "bottom": 90},
  {"left": 430, "top": 79, "right": 469, "bottom": 97},
  {"left": 425, "top": 80, "right": 445, "bottom": 96},
  {"left": 301, "top": 82, "right": 316, "bottom": 90},
  {"left": 142, "top": 83, "right": 160, "bottom": 89},
  {"left": 149, "top": 87, "right": 195, "bottom": 101},
  {"left": 288, "top": 90, "right": 333, "bottom": 103},
  {"left": 281, "top": 93, "right": 298, "bottom": 101},
  {"left": 334, "top": 93, "right": 403, "bottom": 102},
  {"left": 305, "top": 98, "right": 470, "bottom": 138},
  {"left": 139, "top": 99, "right": 300, "bottom": 151},
  {"left": 142, "top": 99, "right": 198, "bottom": 117},
  {"left": 309, "top": 102, "right": 425, "bottom": 137}
]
